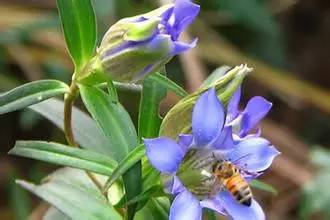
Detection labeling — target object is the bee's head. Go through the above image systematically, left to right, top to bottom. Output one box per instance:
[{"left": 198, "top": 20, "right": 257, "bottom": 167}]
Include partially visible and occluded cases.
[{"left": 212, "top": 161, "right": 235, "bottom": 178}]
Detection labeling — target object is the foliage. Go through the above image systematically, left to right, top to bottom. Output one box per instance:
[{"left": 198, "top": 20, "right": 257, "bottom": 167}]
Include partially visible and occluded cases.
[{"left": 0, "top": 0, "right": 301, "bottom": 219}]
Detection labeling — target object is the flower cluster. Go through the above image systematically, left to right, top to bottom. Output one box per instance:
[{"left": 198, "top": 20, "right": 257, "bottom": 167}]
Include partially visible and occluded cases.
[
  {"left": 95, "top": 0, "right": 200, "bottom": 82},
  {"left": 144, "top": 88, "right": 280, "bottom": 220}
]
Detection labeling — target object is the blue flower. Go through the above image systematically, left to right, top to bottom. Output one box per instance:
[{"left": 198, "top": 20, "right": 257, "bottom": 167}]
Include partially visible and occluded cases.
[
  {"left": 96, "top": 0, "right": 200, "bottom": 82},
  {"left": 226, "top": 87, "right": 272, "bottom": 138},
  {"left": 144, "top": 88, "right": 280, "bottom": 220}
]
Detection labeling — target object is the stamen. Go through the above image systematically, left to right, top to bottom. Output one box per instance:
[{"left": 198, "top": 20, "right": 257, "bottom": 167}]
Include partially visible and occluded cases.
[{"left": 201, "top": 169, "right": 212, "bottom": 178}]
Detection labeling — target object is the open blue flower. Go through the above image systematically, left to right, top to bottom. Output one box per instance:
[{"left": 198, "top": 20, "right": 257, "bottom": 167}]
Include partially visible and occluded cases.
[
  {"left": 96, "top": 0, "right": 200, "bottom": 82},
  {"left": 226, "top": 87, "right": 272, "bottom": 138},
  {"left": 144, "top": 88, "right": 280, "bottom": 220}
]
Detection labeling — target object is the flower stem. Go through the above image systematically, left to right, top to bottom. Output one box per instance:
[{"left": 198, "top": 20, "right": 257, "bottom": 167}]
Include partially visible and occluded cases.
[
  {"left": 63, "top": 81, "right": 105, "bottom": 195},
  {"left": 64, "top": 82, "right": 78, "bottom": 147}
]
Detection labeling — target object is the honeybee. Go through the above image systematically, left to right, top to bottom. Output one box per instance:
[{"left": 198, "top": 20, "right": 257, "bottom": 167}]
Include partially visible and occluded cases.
[{"left": 212, "top": 160, "right": 252, "bottom": 206}]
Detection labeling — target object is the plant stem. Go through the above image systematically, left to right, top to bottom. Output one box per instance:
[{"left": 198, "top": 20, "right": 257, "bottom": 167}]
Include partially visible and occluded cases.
[
  {"left": 63, "top": 81, "right": 105, "bottom": 195},
  {"left": 64, "top": 82, "right": 79, "bottom": 147},
  {"left": 86, "top": 171, "right": 104, "bottom": 191}
]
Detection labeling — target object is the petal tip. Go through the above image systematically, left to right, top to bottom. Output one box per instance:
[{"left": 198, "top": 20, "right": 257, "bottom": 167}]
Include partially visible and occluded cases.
[
  {"left": 192, "top": 88, "right": 225, "bottom": 146},
  {"left": 144, "top": 137, "right": 184, "bottom": 173}
]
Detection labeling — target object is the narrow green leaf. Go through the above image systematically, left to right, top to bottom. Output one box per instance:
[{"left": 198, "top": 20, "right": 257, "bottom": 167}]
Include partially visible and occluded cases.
[
  {"left": 56, "top": 0, "right": 97, "bottom": 69},
  {"left": 137, "top": 72, "right": 168, "bottom": 213},
  {"left": 148, "top": 72, "right": 187, "bottom": 98},
  {"left": 138, "top": 73, "right": 167, "bottom": 138},
  {"left": 0, "top": 80, "right": 69, "bottom": 115},
  {"left": 107, "top": 80, "right": 119, "bottom": 103},
  {"left": 79, "top": 84, "right": 141, "bottom": 219},
  {"left": 79, "top": 84, "right": 138, "bottom": 160},
  {"left": 29, "top": 98, "right": 113, "bottom": 156},
  {"left": 9, "top": 141, "right": 117, "bottom": 176},
  {"left": 103, "top": 144, "right": 145, "bottom": 193},
  {"left": 141, "top": 159, "right": 160, "bottom": 191},
  {"left": 17, "top": 168, "right": 122, "bottom": 220},
  {"left": 9, "top": 174, "right": 31, "bottom": 220},
  {"left": 250, "top": 180, "right": 277, "bottom": 195},
  {"left": 116, "top": 185, "right": 163, "bottom": 208},
  {"left": 135, "top": 197, "right": 170, "bottom": 220},
  {"left": 43, "top": 207, "right": 70, "bottom": 220}
]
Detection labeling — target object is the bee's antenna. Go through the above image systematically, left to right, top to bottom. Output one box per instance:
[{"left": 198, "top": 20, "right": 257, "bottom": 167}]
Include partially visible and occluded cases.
[
  {"left": 212, "top": 152, "right": 225, "bottom": 162},
  {"left": 231, "top": 153, "right": 253, "bottom": 167}
]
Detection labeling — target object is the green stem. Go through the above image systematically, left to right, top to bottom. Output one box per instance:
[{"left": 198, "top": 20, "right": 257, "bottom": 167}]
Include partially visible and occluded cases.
[
  {"left": 63, "top": 81, "right": 105, "bottom": 195},
  {"left": 64, "top": 82, "right": 79, "bottom": 147}
]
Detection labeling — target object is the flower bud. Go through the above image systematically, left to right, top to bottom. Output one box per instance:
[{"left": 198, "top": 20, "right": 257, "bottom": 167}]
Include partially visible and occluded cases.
[
  {"left": 78, "top": 0, "right": 200, "bottom": 83},
  {"left": 159, "top": 64, "right": 252, "bottom": 139}
]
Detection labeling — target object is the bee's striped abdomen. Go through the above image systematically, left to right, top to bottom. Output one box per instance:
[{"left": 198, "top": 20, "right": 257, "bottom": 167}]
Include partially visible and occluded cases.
[{"left": 226, "top": 174, "right": 252, "bottom": 206}]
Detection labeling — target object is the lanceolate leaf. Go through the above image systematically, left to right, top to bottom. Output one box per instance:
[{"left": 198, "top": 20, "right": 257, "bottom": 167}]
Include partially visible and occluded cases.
[
  {"left": 56, "top": 0, "right": 97, "bottom": 69},
  {"left": 137, "top": 72, "right": 168, "bottom": 211},
  {"left": 138, "top": 73, "right": 167, "bottom": 138},
  {"left": 0, "top": 80, "right": 69, "bottom": 115},
  {"left": 79, "top": 84, "right": 141, "bottom": 219},
  {"left": 79, "top": 85, "right": 138, "bottom": 161},
  {"left": 29, "top": 98, "right": 112, "bottom": 156},
  {"left": 9, "top": 141, "right": 117, "bottom": 176},
  {"left": 103, "top": 144, "right": 145, "bottom": 193},
  {"left": 17, "top": 168, "right": 122, "bottom": 220},
  {"left": 9, "top": 174, "right": 31, "bottom": 220},
  {"left": 116, "top": 185, "right": 163, "bottom": 208},
  {"left": 135, "top": 197, "right": 170, "bottom": 220},
  {"left": 43, "top": 207, "right": 70, "bottom": 220}
]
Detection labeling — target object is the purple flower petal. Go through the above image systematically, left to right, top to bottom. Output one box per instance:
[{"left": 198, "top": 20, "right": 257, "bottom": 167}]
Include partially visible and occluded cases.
[
  {"left": 172, "top": 0, "right": 200, "bottom": 39},
  {"left": 159, "top": 6, "right": 175, "bottom": 22},
  {"left": 145, "top": 34, "right": 172, "bottom": 52},
  {"left": 171, "top": 38, "right": 197, "bottom": 56},
  {"left": 227, "top": 87, "right": 241, "bottom": 123},
  {"left": 192, "top": 88, "right": 225, "bottom": 147},
  {"left": 240, "top": 97, "right": 272, "bottom": 137},
  {"left": 211, "top": 126, "right": 235, "bottom": 150},
  {"left": 178, "top": 134, "right": 193, "bottom": 153},
  {"left": 144, "top": 137, "right": 185, "bottom": 173},
  {"left": 224, "top": 138, "right": 280, "bottom": 172},
  {"left": 162, "top": 175, "right": 185, "bottom": 195},
  {"left": 171, "top": 175, "right": 185, "bottom": 195},
  {"left": 169, "top": 189, "right": 202, "bottom": 220},
  {"left": 218, "top": 191, "right": 265, "bottom": 220},
  {"left": 200, "top": 198, "right": 226, "bottom": 215}
]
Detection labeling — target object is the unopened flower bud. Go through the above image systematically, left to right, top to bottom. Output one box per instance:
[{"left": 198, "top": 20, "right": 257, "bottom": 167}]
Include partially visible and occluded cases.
[
  {"left": 79, "top": 0, "right": 200, "bottom": 83},
  {"left": 159, "top": 64, "right": 252, "bottom": 139}
]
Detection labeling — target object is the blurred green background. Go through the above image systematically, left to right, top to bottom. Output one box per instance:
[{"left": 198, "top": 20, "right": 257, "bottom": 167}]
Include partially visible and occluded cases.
[{"left": 0, "top": 0, "right": 330, "bottom": 219}]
